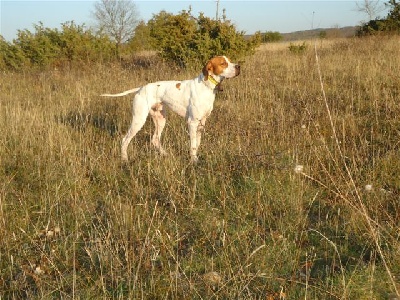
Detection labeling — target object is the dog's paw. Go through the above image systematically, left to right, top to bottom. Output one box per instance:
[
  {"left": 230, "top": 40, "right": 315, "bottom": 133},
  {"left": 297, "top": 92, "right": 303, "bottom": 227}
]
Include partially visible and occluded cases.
[
  {"left": 159, "top": 149, "right": 168, "bottom": 156},
  {"left": 121, "top": 154, "right": 129, "bottom": 162},
  {"left": 190, "top": 155, "right": 199, "bottom": 164},
  {"left": 121, "top": 161, "right": 131, "bottom": 175}
]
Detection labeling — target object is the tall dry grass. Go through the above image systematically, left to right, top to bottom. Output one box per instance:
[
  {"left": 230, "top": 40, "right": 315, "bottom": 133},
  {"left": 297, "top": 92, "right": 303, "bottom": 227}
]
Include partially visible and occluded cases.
[{"left": 1, "top": 35, "right": 400, "bottom": 299}]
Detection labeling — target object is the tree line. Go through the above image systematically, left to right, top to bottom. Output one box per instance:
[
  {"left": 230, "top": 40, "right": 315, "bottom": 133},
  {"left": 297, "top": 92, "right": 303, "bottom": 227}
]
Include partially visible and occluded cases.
[{"left": 0, "top": 5, "right": 260, "bottom": 71}]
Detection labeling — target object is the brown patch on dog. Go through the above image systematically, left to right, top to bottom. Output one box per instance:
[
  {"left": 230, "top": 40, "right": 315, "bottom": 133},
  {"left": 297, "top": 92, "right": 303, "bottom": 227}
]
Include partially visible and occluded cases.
[
  {"left": 202, "top": 62, "right": 212, "bottom": 81},
  {"left": 176, "top": 82, "right": 181, "bottom": 90}
]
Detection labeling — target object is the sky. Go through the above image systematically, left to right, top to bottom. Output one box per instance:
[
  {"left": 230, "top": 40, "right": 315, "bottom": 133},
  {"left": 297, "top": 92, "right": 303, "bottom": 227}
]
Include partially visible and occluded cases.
[{"left": 0, "top": 0, "right": 389, "bottom": 42}]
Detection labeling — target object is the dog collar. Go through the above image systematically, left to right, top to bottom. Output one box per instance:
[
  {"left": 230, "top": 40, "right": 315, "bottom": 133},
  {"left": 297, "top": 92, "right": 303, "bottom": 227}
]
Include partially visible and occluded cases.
[{"left": 208, "top": 75, "right": 219, "bottom": 86}]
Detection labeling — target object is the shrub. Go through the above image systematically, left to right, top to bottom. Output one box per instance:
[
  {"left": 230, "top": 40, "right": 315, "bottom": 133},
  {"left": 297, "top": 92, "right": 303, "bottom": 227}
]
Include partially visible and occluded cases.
[
  {"left": 130, "top": 9, "right": 261, "bottom": 68},
  {"left": 357, "top": 19, "right": 387, "bottom": 36},
  {"left": 127, "top": 21, "right": 153, "bottom": 52},
  {"left": 0, "top": 22, "right": 116, "bottom": 70},
  {"left": 56, "top": 22, "right": 116, "bottom": 64},
  {"left": 13, "top": 23, "right": 61, "bottom": 67},
  {"left": 262, "top": 31, "right": 283, "bottom": 43},
  {"left": 319, "top": 31, "right": 327, "bottom": 39},
  {"left": 0, "top": 36, "right": 28, "bottom": 70},
  {"left": 288, "top": 42, "right": 308, "bottom": 54}
]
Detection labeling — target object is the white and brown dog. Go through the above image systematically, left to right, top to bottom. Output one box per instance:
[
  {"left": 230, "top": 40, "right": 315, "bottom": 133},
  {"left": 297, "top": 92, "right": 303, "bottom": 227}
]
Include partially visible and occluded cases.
[{"left": 101, "top": 56, "right": 240, "bottom": 163}]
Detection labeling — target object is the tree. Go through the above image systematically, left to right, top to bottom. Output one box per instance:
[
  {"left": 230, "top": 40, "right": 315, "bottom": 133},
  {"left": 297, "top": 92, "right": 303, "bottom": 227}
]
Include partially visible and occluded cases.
[
  {"left": 92, "top": 0, "right": 140, "bottom": 55},
  {"left": 356, "top": 0, "right": 384, "bottom": 21},
  {"left": 357, "top": 0, "right": 400, "bottom": 35},
  {"left": 385, "top": 0, "right": 400, "bottom": 31}
]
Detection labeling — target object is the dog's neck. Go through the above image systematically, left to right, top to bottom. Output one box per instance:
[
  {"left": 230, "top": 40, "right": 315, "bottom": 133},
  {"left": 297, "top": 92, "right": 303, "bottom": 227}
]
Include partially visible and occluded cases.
[{"left": 200, "top": 74, "right": 224, "bottom": 92}]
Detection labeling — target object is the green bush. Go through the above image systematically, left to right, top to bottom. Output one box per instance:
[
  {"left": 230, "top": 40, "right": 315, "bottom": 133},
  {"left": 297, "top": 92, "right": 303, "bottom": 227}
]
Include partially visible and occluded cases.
[
  {"left": 130, "top": 9, "right": 261, "bottom": 68},
  {"left": 357, "top": 19, "right": 387, "bottom": 36},
  {"left": 127, "top": 21, "right": 153, "bottom": 52},
  {"left": 0, "top": 22, "right": 116, "bottom": 70},
  {"left": 56, "top": 22, "right": 116, "bottom": 64},
  {"left": 13, "top": 23, "right": 61, "bottom": 67},
  {"left": 261, "top": 31, "right": 283, "bottom": 43},
  {"left": 0, "top": 36, "right": 28, "bottom": 70},
  {"left": 288, "top": 42, "right": 308, "bottom": 54}
]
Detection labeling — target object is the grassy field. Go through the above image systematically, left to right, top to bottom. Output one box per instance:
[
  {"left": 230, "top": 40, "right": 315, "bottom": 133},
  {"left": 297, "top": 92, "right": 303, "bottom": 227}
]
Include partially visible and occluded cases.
[{"left": 1, "top": 35, "right": 400, "bottom": 299}]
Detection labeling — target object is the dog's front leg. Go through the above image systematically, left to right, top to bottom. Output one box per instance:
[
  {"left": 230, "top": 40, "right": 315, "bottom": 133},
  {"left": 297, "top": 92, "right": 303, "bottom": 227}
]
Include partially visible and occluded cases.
[
  {"left": 196, "top": 117, "right": 207, "bottom": 153},
  {"left": 188, "top": 119, "right": 200, "bottom": 163}
]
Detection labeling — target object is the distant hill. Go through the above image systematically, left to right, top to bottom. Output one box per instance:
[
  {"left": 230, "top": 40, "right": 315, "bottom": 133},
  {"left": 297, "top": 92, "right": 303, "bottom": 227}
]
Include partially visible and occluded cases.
[
  {"left": 246, "top": 26, "right": 359, "bottom": 41},
  {"left": 281, "top": 26, "right": 358, "bottom": 41}
]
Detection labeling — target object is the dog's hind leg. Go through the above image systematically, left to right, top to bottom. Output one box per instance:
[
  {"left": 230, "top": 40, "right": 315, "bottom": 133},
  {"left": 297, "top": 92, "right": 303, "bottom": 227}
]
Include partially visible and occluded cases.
[
  {"left": 121, "top": 96, "right": 149, "bottom": 162},
  {"left": 150, "top": 103, "right": 167, "bottom": 155}
]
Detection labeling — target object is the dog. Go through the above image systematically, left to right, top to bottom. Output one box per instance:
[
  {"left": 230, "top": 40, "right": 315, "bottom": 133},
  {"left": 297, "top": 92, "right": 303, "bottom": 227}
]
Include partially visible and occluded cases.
[{"left": 101, "top": 56, "right": 240, "bottom": 163}]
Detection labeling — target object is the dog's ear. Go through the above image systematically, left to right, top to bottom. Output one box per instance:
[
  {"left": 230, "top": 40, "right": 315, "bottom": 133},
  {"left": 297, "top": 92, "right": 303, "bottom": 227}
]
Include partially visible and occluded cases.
[{"left": 202, "top": 61, "right": 212, "bottom": 81}]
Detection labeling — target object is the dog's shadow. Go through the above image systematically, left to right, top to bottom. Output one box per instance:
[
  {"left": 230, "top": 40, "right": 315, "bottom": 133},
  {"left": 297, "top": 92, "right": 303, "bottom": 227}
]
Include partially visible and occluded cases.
[
  {"left": 56, "top": 100, "right": 156, "bottom": 151},
  {"left": 57, "top": 101, "right": 122, "bottom": 137}
]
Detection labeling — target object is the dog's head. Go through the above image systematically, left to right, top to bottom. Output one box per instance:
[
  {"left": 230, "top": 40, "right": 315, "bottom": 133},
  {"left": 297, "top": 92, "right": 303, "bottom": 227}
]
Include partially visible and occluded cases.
[{"left": 202, "top": 56, "right": 240, "bottom": 81}]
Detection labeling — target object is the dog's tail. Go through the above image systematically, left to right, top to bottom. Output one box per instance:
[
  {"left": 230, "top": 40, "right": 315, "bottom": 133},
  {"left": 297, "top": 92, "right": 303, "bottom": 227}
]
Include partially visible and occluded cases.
[{"left": 100, "top": 87, "right": 141, "bottom": 97}]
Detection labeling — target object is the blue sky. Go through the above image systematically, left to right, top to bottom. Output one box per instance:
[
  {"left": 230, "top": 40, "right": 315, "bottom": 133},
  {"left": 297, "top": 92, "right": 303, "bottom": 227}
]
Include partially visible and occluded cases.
[{"left": 0, "top": 0, "right": 389, "bottom": 41}]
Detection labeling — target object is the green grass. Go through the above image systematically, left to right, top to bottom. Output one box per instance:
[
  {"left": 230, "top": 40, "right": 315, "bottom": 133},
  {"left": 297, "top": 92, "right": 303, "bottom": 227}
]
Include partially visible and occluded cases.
[{"left": 1, "top": 36, "right": 400, "bottom": 299}]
